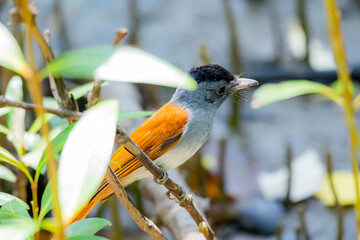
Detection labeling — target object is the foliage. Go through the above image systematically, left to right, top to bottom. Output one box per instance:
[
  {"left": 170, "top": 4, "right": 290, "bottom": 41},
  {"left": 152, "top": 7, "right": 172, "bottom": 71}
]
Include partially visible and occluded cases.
[{"left": 0, "top": 17, "right": 196, "bottom": 240}]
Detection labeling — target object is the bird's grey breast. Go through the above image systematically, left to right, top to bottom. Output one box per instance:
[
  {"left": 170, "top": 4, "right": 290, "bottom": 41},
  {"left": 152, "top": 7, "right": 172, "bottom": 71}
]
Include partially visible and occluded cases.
[{"left": 155, "top": 107, "right": 216, "bottom": 170}]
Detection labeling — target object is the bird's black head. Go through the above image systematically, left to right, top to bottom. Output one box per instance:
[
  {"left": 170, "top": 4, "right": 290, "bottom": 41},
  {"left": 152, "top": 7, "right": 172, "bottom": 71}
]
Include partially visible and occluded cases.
[
  {"left": 172, "top": 64, "right": 258, "bottom": 109},
  {"left": 188, "top": 64, "right": 235, "bottom": 84}
]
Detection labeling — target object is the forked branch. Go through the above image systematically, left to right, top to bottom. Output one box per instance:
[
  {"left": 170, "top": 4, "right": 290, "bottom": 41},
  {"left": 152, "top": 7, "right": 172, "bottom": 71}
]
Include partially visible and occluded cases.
[{"left": 115, "top": 127, "right": 216, "bottom": 240}]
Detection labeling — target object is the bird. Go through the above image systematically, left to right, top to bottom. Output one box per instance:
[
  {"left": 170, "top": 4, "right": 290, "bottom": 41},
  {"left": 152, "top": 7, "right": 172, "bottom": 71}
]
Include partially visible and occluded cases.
[{"left": 68, "top": 64, "right": 258, "bottom": 224}]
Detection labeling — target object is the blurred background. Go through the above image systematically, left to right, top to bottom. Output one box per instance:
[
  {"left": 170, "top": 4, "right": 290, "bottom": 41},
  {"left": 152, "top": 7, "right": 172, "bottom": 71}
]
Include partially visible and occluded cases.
[{"left": 1, "top": 0, "right": 360, "bottom": 239}]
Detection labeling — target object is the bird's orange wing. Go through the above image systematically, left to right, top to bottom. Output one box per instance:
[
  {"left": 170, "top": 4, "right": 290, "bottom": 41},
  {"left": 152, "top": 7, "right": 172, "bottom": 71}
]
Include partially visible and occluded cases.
[
  {"left": 63, "top": 103, "right": 189, "bottom": 225},
  {"left": 109, "top": 103, "right": 188, "bottom": 179}
]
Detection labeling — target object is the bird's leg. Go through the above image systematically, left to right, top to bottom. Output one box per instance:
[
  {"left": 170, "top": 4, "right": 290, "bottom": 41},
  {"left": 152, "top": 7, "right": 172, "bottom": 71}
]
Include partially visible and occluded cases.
[
  {"left": 153, "top": 165, "right": 169, "bottom": 185},
  {"left": 153, "top": 166, "right": 187, "bottom": 203},
  {"left": 166, "top": 185, "right": 187, "bottom": 203}
]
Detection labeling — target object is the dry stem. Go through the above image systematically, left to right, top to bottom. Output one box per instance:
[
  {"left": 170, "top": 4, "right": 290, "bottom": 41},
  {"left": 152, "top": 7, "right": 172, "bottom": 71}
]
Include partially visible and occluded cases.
[
  {"left": 10, "top": 0, "right": 76, "bottom": 112},
  {"left": 323, "top": 0, "right": 360, "bottom": 232},
  {"left": 11, "top": 1, "right": 67, "bottom": 238},
  {"left": 113, "top": 28, "right": 128, "bottom": 46},
  {"left": 0, "top": 96, "right": 82, "bottom": 120},
  {"left": 115, "top": 127, "right": 216, "bottom": 240},
  {"left": 105, "top": 167, "right": 167, "bottom": 240}
]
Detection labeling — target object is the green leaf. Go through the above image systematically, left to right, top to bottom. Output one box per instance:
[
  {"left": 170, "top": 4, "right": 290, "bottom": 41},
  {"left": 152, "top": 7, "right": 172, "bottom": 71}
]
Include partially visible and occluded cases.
[
  {"left": 0, "top": 22, "right": 31, "bottom": 77},
  {"left": 41, "top": 46, "right": 115, "bottom": 79},
  {"left": 95, "top": 46, "right": 197, "bottom": 90},
  {"left": 5, "top": 75, "right": 25, "bottom": 152},
  {"left": 251, "top": 80, "right": 343, "bottom": 108},
  {"left": 69, "top": 81, "right": 110, "bottom": 100},
  {"left": 28, "top": 97, "right": 59, "bottom": 134},
  {"left": 58, "top": 100, "right": 118, "bottom": 222},
  {"left": 0, "top": 107, "right": 11, "bottom": 117},
  {"left": 118, "top": 111, "right": 154, "bottom": 121},
  {"left": 28, "top": 113, "right": 54, "bottom": 134},
  {"left": 0, "top": 123, "right": 10, "bottom": 135},
  {"left": 35, "top": 123, "right": 76, "bottom": 181},
  {"left": 0, "top": 146, "right": 16, "bottom": 161},
  {"left": 21, "top": 151, "right": 43, "bottom": 172},
  {"left": 0, "top": 152, "right": 32, "bottom": 183},
  {"left": 0, "top": 165, "right": 16, "bottom": 183},
  {"left": 39, "top": 181, "right": 53, "bottom": 220},
  {"left": 0, "top": 192, "right": 29, "bottom": 209},
  {"left": 0, "top": 199, "right": 31, "bottom": 223},
  {"left": 40, "top": 218, "right": 57, "bottom": 233},
  {"left": 67, "top": 218, "right": 111, "bottom": 237},
  {"left": 0, "top": 222, "right": 37, "bottom": 240},
  {"left": 67, "top": 236, "right": 109, "bottom": 240}
]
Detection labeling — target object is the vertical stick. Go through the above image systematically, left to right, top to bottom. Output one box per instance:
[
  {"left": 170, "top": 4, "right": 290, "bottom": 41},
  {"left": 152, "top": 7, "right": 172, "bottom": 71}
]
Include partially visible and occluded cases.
[{"left": 323, "top": 0, "right": 360, "bottom": 233}]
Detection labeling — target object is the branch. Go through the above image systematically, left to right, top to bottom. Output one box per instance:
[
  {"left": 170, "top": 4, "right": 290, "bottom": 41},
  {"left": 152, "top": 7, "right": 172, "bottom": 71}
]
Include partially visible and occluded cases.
[
  {"left": 11, "top": 0, "right": 77, "bottom": 112},
  {"left": 87, "top": 28, "right": 128, "bottom": 108},
  {"left": 113, "top": 28, "right": 128, "bottom": 46},
  {"left": 87, "top": 80, "right": 104, "bottom": 109},
  {"left": 0, "top": 96, "right": 81, "bottom": 120},
  {"left": 115, "top": 127, "right": 216, "bottom": 240},
  {"left": 105, "top": 167, "right": 168, "bottom": 240},
  {"left": 140, "top": 170, "right": 208, "bottom": 240}
]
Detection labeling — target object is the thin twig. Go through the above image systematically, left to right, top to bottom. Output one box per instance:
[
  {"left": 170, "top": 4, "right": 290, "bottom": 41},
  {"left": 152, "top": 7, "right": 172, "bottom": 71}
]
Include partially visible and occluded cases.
[
  {"left": 11, "top": 0, "right": 77, "bottom": 112},
  {"left": 87, "top": 28, "right": 128, "bottom": 108},
  {"left": 113, "top": 28, "right": 128, "bottom": 46},
  {"left": 87, "top": 80, "right": 104, "bottom": 109},
  {"left": 0, "top": 96, "right": 82, "bottom": 120},
  {"left": 115, "top": 127, "right": 216, "bottom": 240},
  {"left": 285, "top": 145, "right": 293, "bottom": 204},
  {"left": 326, "top": 152, "right": 343, "bottom": 240},
  {"left": 105, "top": 167, "right": 168, "bottom": 240},
  {"left": 297, "top": 204, "right": 310, "bottom": 240}
]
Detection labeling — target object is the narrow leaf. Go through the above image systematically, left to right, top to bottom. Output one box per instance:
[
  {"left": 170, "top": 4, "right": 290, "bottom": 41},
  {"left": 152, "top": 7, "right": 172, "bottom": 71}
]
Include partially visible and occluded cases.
[
  {"left": 0, "top": 22, "right": 31, "bottom": 77},
  {"left": 42, "top": 46, "right": 115, "bottom": 79},
  {"left": 95, "top": 46, "right": 197, "bottom": 90},
  {"left": 5, "top": 75, "right": 25, "bottom": 152},
  {"left": 251, "top": 80, "right": 343, "bottom": 108},
  {"left": 69, "top": 82, "right": 110, "bottom": 100},
  {"left": 58, "top": 100, "right": 118, "bottom": 221},
  {"left": 0, "top": 107, "right": 11, "bottom": 117},
  {"left": 118, "top": 111, "right": 154, "bottom": 121},
  {"left": 28, "top": 113, "right": 54, "bottom": 134},
  {"left": 35, "top": 123, "right": 76, "bottom": 181},
  {"left": 0, "top": 124, "right": 10, "bottom": 135},
  {"left": 0, "top": 146, "right": 16, "bottom": 161},
  {"left": 0, "top": 153, "right": 32, "bottom": 183},
  {"left": 0, "top": 165, "right": 16, "bottom": 183},
  {"left": 39, "top": 181, "right": 53, "bottom": 220},
  {"left": 0, "top": 192, "right": 29, "bottom": 209},
  {"left": 67, "top": 218, "right": 111, "bottom": 237},
  {"left": 67, "top": 236, "right": 109, "bottom": 240}
]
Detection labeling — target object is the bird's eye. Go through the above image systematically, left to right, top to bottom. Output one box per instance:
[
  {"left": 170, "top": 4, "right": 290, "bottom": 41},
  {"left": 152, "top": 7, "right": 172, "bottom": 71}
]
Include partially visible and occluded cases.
[{"left": 216, "top": 86, "right": 226, "bottom": 96}]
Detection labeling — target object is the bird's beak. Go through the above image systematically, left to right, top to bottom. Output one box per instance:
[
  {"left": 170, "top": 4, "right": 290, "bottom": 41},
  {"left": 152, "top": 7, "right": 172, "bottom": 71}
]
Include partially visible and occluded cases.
[{"left": 231, "top": 77, "right": 259, "bottom": 92}]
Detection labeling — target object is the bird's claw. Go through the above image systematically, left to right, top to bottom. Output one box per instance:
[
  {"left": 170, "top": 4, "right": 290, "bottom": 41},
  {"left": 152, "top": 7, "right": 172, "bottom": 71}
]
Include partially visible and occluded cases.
[
  {"left": 153, "top": 166, "right": 169, "bottom": 185},
  {"left": 166, "top": 185, "right": 187, "bottom": 203}
]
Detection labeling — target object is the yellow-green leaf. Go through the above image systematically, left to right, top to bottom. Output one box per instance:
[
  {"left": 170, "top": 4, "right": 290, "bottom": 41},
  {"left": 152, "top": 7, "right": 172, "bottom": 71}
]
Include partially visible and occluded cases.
[
  {"left": 0, "top": 23, "right": 32, "bottom": 78},
  {"left": 251, "top": 80, "right": 343, "bottom": 109},
  {"left": 316, "top": 171, "right": 359, "bottom": 206}
]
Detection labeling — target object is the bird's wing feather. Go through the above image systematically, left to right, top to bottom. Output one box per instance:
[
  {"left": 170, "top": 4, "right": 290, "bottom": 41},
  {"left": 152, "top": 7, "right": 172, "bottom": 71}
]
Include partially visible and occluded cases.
[{"left": 110, "top": 103, "right": 188, "bottom": 178}]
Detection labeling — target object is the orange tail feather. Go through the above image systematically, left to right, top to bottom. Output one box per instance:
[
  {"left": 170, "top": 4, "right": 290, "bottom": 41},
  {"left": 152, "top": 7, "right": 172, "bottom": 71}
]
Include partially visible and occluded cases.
[{"left": 51, "top": 186, "right": 113, "bottom": 240}]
